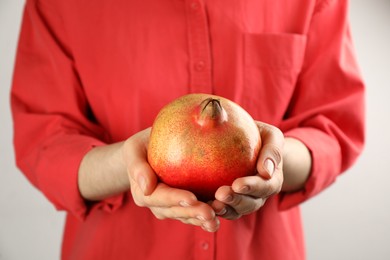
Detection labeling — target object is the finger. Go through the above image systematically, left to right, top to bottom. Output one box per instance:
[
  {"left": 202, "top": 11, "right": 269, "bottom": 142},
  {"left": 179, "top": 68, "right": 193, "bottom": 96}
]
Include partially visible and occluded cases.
[
  {"left": 256, "top": 123, "right": 284, "bottom": 179},
  {"left": 124, "top": 128, "right": 157, "bottom": 196},
  {"left": 128, "top": 159, "right": 158, "bottom": 197},
  {"left": 127, "top": 161, "right": 156, "bottom": 207},
  {"left": 231, "top": 174, "right": 283, "bottom": 198},
  {"left": 138, "top": 183, "right": 198, "bottom": 208},
  {"left": 212, "top": 186, "right": 239, "bottom": 219},
  {"left": 214, "top": 186, "right": 265, "bottom": 218},
  {"left": 220, "top": 194, "right": 265, "bottom": 217},
  {"left": 209, "top": 200, "right": 228, "bottom": 216},
  {"left": 209, "top": 200, "right": 239, "bottom": 220},
  {"left": 151, "top": 202, "right": 215, "bottom": 221},
  {"left": 151, "top": 203, "right": 220, "bottom": 232},
  {"left": 217, "top": 206, "right": 239, "bottom": 220},
  {"left": 177, "top": 216, "right": 220, "bottom": 232},
  {"left": 201, "top": 217, "right": 220, "bottom": 232}
]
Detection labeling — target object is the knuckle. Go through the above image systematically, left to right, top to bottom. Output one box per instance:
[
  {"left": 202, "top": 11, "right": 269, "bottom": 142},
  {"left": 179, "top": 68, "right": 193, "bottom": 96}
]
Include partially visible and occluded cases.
[
  {"left": 267, "top": 124, "right": 284, "bottom": 141},
  {"left": 274, "top": 127, "right": 284, "bottom": 141},
  {"left": 268, "top": 145, "right": 283, "bottom": 166},
  {"left": 264, "top": 177, "right": 283, "bottom": 197},
  {"left": 275, "top": 178, "right": 283, "bottom": 194},
  {"left": 262, "top": 181, "right": 274, "bottom": 197},
  {"left": 131, "top": 189, "right": 147, "bottom": 207},
  {"left": 231, "top": 194, "right": 243, "bottom": 207},
  {"left": 239, "top": 196, "right": 264, "bottom": 216},
  {"left": 133, "top": 197, "right": 145, "bottom": 207},
  {"left": 256, "top": 199, "right": 266, "bottom": 210},
  {"left": 240, "top": 203, "right": 257, "bottom": 215},
  {"left": 151, "top": 208, "right": 166, "bottom": 220},
  {"left": 155, "top": 215, "right": 166, "bottom": 220},
  {"left": 177, "top": 218, "right": 190, "bottom": 224},
  {"left": 180, "top": 219, "right": 194, "bottom": 226}
]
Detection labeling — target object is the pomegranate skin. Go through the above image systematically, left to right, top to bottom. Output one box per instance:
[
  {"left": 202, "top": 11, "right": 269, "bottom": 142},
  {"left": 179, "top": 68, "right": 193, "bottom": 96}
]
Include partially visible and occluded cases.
[{"left": 147, "top": 93, "right": 261, "bottom": 201}]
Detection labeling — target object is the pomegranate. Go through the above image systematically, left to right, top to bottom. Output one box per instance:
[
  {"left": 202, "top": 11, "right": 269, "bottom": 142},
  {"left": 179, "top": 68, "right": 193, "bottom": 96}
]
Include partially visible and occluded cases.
[{"left": 147, "top": 93, "right": 261, "bottom": 201}]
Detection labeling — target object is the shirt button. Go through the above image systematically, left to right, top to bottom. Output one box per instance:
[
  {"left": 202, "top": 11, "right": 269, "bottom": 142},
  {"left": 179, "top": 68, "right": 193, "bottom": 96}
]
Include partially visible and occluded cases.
[
  {"left": 190, "top": 2, "right": 199, "bottom": 10},
  {"left": 194, "top": 61, "right": 205, "bottom": 71},
  {"left": 200, "top": 241, "right": 209, "bottom": 250}
]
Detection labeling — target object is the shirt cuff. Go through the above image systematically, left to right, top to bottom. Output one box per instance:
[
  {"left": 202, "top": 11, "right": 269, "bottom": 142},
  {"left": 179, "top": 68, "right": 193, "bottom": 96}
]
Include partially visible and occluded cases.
[
  {"left": 278, "top": 127, "right": 342, "bottom": 210},
  {"left": 35, "top": 135, "right": 125, "bottom": 221}
]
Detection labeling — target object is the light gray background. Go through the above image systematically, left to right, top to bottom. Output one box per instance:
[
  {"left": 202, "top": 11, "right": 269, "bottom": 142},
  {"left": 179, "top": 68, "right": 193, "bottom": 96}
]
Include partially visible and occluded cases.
[{"left": 1, "top": 0, "right": 389, "bottom": 259}]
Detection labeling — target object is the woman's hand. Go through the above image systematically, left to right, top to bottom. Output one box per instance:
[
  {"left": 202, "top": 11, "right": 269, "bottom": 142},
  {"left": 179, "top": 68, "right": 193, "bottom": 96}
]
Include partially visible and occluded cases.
[
  {"left": 79, "top": 122, "right": 309, "bottom": 229},
  {"left": 210, "top": 122, "right": 285, "bottom": 220},
  {"left": 123, "top": 128, "right": 220, "bottom": 232}
]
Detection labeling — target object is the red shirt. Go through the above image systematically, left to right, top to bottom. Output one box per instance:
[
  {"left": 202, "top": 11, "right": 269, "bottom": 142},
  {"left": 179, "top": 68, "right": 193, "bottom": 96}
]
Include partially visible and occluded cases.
[{"left": 11, "top": 0, "right": 365, "bottom": 259}]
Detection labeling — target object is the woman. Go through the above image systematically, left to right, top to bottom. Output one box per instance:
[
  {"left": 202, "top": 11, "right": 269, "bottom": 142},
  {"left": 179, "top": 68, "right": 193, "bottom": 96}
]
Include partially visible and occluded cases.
[{"left": 11, "top": 0, "right": 365, "bottom": 259}]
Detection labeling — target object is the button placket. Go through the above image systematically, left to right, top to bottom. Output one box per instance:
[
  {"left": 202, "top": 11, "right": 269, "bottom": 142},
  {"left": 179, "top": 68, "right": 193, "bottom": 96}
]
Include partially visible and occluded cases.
[
  {"left": 186, "top": 0, "right": 213, "bottom": 93},
  {"left": 190, "top": 1, "right": 199, "bottom": 10},
  {"left": 194, "top": 60, "right": 206, "bottom": 71},
  {"left": 194, "top": 228, "right": 215, "bottom": 260},
  {"left": 200, "top": 240, "right": 209, "bottom": 250}
]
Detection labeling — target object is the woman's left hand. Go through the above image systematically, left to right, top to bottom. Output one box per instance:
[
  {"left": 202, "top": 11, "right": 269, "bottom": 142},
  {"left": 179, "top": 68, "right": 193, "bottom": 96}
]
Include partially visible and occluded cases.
[{"left": 210, "top": 122, "right": 284, "bottom": 220}]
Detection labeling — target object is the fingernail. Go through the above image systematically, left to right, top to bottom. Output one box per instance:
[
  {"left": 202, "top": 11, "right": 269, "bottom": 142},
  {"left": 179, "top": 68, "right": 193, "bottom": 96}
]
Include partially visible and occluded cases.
[
  {"left": 264, "top": 159, "right": 275, "bottom": 177},
  {"left": 238, "top": 185, "right": 249, "bottom": 193},
  {"left": 179, "top": 201, "right": 190, "bottom": 207},
  {"left": 216, "top": 207, "right": 227, "bottom": 216},
  {"left": 197, "top": 215, "right": 206, "bottom": 221},
  {"left": 202, "top": 219, "right": 219, "bottom": 232},
  {"left": 201, "top": 222, "right": 210, "bottom": 232}
]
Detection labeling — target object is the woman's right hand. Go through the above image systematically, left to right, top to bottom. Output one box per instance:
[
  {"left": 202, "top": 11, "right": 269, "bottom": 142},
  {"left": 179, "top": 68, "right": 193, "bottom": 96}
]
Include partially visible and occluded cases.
[{"left": 122, "top": 128, "right": 220, "bottom": 232}]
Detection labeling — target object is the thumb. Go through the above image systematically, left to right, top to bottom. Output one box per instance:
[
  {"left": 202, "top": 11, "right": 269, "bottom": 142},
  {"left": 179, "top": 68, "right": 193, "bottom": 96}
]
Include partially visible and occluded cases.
[
  {"left": 256, "top": 123, "right": 284, "bottom": 179},
  {"left": 124, "top": 128, "right": 158, "bottom": 196},
  {"left": 130, "top": 161, "right": 158, "bottom": 196}
]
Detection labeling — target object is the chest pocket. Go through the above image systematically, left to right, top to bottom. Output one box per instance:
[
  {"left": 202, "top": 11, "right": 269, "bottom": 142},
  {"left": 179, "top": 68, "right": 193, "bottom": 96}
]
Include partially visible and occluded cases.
[{"left": 242, "top": 33, "right": 307, "bottom": 125}]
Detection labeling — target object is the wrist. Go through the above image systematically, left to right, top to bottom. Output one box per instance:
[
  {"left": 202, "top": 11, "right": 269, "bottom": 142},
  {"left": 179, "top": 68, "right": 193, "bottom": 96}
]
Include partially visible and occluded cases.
[
  {"left": 281, "top": 137, "right": 312, "bottom": 192},
  {"left": 78, "top": 141, "right": 129, "bottom": 201}
]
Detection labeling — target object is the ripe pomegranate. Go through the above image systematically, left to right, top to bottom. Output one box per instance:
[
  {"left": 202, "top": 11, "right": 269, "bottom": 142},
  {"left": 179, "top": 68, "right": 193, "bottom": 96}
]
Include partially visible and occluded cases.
[{"left": 147, "top": 93, "right": 261, "bottom": 201}]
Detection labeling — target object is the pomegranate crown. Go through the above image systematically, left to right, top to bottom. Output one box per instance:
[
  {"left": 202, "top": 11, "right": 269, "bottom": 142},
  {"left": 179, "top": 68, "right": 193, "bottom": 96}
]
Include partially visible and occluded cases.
[{"left": 197, "top": 97, "right": 227, "bottom": 126}]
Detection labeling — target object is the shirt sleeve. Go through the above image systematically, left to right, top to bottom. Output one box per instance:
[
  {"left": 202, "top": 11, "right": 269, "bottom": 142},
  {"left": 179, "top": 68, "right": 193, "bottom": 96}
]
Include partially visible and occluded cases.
[
  {"left": 11, "top": 0, "right": 124, "bottom": 220},
  {"left": 278, "top": 0, "right": 365, "bottom": 210}
]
